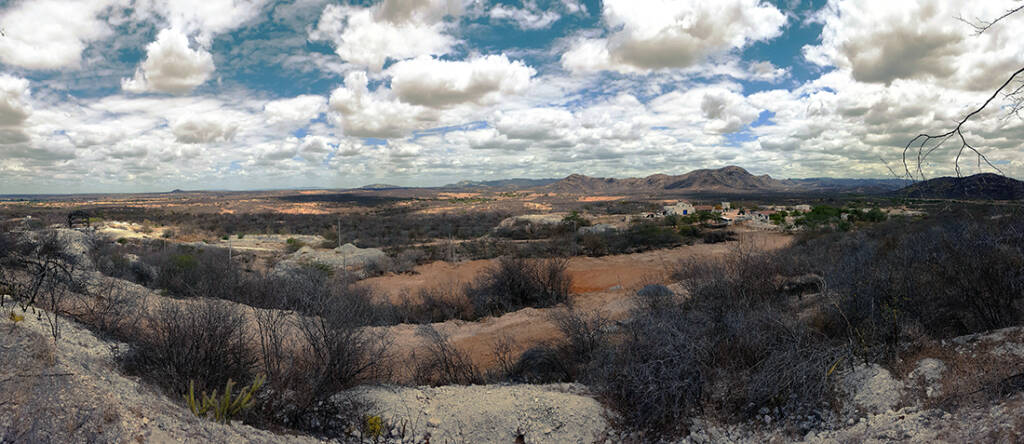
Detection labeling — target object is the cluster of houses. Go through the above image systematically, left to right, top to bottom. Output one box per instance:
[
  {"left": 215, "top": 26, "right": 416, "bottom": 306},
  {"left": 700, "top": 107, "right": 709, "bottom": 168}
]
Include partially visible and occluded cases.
[{"left": 655, "top": 201, "right": 813, "bottom": 226}]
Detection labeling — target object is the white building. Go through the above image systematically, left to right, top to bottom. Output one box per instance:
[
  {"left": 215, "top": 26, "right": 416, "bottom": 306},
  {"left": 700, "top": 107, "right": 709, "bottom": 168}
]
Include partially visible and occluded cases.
[
  {"left": 663, "top": 201, "right": 695, "bottom": 216},
  {"left": 721, "top": 202, "right": 731, "bottom": 210}
]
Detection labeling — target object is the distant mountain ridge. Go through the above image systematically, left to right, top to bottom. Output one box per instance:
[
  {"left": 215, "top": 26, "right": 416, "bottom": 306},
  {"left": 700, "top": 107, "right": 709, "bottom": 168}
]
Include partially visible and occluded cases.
[
  {"left": 536, "top": 166, "right": 906, "bottom": 195},
  {"left": 895, "top": 173, "right": 1024, "bottom": 200},
  {"left": 441, "top": 178, "right": 559, "bottom": 190},
  {"left": 359, "top": 184, "right": 406, "bottom": 190}
]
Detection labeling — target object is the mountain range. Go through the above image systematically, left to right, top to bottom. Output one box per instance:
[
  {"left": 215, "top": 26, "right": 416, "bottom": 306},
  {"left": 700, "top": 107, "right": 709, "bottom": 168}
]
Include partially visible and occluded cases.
[
  {"left": 385, "top": 166, "right": 1020, "bottom": 199},
  {"left": 532, "top": 166, "right": 906, "bottom": 195},
  {"left": 441, "top": 178, "right": 559, "bottom": 190}
]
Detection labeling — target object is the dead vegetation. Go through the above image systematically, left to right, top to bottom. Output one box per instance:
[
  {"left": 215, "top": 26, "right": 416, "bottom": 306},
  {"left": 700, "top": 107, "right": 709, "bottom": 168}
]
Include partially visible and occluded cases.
[{"left": 2, "top": 203, "right": 1022, "bottom": 442}]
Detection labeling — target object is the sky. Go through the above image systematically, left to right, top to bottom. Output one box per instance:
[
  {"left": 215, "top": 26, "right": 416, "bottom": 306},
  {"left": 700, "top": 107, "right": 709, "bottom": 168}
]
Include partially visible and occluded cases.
[{"left": 0, "top": 0, "right": 1022, "bottom": 193}]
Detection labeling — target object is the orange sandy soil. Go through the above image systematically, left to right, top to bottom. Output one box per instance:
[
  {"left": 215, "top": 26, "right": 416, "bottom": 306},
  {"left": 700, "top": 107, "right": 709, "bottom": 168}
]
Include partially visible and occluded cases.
[
  {"left": 437, "top": 192, "right": 481, "bottom": 199},
  {"left": 576, "top": 195, "right": 627, "bottom": 202},
  {"left": 364, "top": 231, "right": 794, "bottom": 378}
]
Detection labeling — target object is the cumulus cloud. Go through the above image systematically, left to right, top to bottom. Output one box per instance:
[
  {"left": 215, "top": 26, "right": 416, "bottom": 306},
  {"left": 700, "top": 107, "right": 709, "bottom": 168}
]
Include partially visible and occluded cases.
[
  {"left": 0, "top": 0, "right": 118, "bottom": 70},
  {"left": 132, "top": 0, "right": 270, "bottom": 46},
  {"left": 310, "top": 0, "right": 461, "bottom": 71},
  {"left": 562, "top": 0, "right": 787, "bottom": 73},
  {"left": 804, "top": 0, "right": 1024, "bottom": 88},
  {"left": 489, "top": 1, "right": 561, "bottom": 30},
  {"left": 122, "top": 29, "right": 216, "bottom": 94},
  {"left": 388, "top": 55, "right": 535, "bottom": 108},
  {"left": 747, "top": 61, "right": 790, "bottom": 82},
  {"left": 328, "top": 71, "right": 438, "bottom": 138},
  {"left": 0, "top": 75, "right": 31, "bottom": 145},
  {"left": 264, "top": 95, "right": 328, "bottom": 127},
  {"left": 494, "top": 107, "right": 576, "bottom": 142},
  {"left": 172, "top": 118, "right": 237, "bottom": 144},
  {"left": 448, "top": 127, "right": 529, "bottom": 151}
]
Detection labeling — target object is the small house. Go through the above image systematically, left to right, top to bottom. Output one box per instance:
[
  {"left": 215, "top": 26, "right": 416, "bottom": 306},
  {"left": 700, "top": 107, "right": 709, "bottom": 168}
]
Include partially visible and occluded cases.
[{"left": 663, "top": 201, "right": 695, "bottom": 216}]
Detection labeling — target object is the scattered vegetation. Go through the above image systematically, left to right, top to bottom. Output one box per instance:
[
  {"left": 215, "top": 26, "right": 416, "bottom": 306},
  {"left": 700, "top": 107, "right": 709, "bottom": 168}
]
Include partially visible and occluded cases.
[
  {"left": 4, "top": 198, "right": 1020, "bottom": 441},
  {"left": 459, "top": 205, "right": 1023, "bottom": 439},
  {"left": 467, "top": 256, "right": 571, "bottom": 318},
  {"left": 119, "top": 298, "right": 257, "bottom": 398},
  {"left": 411, "top": 326, "right": 483, "bottom": 386},
  {"left": 185, "top": 376, "right": 266, "bottom": 424}
]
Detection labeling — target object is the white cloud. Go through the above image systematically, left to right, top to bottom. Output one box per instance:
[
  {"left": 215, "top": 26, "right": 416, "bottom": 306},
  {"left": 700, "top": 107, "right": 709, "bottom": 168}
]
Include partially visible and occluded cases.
[
  {"left": 0, "top": 0, "right": 120, "bottom": 70},
  {"left": 132, "top": 0, "right": 270, "bottom": 46},
  {"left": 562, "top": 0, "right": 787, "bottom": 73},
  {"left": 804, "top": 0, "right": 1024, "bottom": 88},
  {"left": 310, "top": 1, "right": 461, "bottom": 71},
  {"left": 489, "top": 1, "right": 561, "bottom": 30},
  {"left": 122, "top": 29, "right": 216, "bottom": 94},
  {"left": 388, "top": 55, "right": 535, "bottom": 108},
  {"left": 747, "top": 61, "right": 790, "bottom": 82},
  {"left": 328, "top": 71, "right": 438, "bottom": 138},
  {"left": 0, "top": 74, "right": 31, "bottom": 145},
  {"left": 264, "top": 95, "right": 328, "bottom": 127},
  {"left": 494, "top": 107, "right": 576, "bottom": 142},
  {"left": 172, "top": 118, "right": 237, "bottom": 144},
  {"left": 448, "top": 127, "right": 529, "bottom": 151}
]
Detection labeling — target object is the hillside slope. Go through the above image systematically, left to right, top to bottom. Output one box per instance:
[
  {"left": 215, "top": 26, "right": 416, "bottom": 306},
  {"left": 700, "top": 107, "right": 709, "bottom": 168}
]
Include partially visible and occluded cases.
[{"left": 896, "top": 173, "right": 1024, "bottom": 200}]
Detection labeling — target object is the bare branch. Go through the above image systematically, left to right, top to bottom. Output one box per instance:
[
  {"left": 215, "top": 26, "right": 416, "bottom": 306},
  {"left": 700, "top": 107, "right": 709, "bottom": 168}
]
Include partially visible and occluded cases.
[
  {"left": 957, "top": 2, "right": 1024, "bottom": 35},
  {"left": 903, "top": 66, "right": 1024, "bottom": 181}
]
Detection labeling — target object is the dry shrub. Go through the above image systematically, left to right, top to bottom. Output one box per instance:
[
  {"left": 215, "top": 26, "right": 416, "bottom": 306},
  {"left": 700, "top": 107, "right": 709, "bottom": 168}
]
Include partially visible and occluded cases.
[
  {"left": 586, "top": 253, "right": 843, "bottom": 437},
  {"left": 467, "top": 256, "right": 571, "bottom": 318},
  {"left": 72, "top": 279, "right": 148, "bottom": 339},
  {"left": 392, "top": 284, "right": 474, "bottom": 324},
  {"left": 119, "top": 298, "right": 256, "bottom": 396},
  {"left": 411, "top": 326, "right": 482, "bottom": 386},
  {"left": 489, "top": 334, "right": 518, "bottom": 380}
]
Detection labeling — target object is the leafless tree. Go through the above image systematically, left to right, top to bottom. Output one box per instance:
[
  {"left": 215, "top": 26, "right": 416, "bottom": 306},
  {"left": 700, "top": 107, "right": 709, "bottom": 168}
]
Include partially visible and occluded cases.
[
  {"left": 904, "top": 4, "right": 1023, "bottom": 180},
  {"left": 0, "top": 231, "right": 81, "bottom": 343}
]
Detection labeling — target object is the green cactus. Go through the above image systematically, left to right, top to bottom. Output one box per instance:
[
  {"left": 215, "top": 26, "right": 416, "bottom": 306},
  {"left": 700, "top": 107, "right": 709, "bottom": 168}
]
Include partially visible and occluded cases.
[{"left": 184, "top": 375, "right": 265, "bottom": 424}]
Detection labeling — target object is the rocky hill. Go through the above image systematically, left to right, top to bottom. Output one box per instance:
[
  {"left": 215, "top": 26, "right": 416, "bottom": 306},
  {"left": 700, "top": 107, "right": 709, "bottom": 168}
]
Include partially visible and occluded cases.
[
  {"left": 536, "top": 166, "right": 882, "bottom": 194},
  {"left": 896, "top": 173, "right": 1024, "bottom": 200}
]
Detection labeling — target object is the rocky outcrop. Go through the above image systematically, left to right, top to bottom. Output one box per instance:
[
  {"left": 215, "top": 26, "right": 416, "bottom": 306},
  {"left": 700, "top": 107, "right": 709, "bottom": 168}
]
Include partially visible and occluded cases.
[
  {"left": 274, "top": 243, "right": 388, "bottom": 275},
  {"left": 840, "top": 364, "right": 905, "bottom": 414},
  {"left": 345, "top": 383, "right": 608, "bottom": 443}
]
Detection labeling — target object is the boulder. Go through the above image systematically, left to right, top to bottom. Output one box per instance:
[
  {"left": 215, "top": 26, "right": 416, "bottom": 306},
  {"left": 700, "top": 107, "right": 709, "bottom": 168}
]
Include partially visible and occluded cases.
[
  {"left": 274, "top": 243, "right": 388, "bottom": 275},
  {"left": 909, "top": 358, "right": 947, "bottom": 399},
  {"left": 840, "top": 364, "right": 904, "bottom": 414}
]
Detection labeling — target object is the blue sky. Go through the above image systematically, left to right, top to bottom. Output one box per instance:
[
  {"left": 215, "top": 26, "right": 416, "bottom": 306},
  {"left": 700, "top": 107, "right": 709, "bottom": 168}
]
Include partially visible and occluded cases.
[{"left": 0, "top": 0, "right": 1021, "bottom": 193}]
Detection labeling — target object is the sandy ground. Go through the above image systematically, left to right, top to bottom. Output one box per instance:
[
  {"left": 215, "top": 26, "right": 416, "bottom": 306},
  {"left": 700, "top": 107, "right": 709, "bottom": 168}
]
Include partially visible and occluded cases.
[
  {"left": 364, "top": 231, "right": 791, "bottom": 300},
  {"left": 363, "top": 232, "right": 794, "bottom": 377}
]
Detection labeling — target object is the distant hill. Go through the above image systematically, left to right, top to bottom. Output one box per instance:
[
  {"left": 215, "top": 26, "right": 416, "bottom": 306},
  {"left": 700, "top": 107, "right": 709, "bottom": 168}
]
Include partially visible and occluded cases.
[
  {"left": 537, "top": 166, "right": 901, "bottom": 195},
  {"left": 540, "top": 166, "right": 786, "bottom": 194},
  {"left": 895, "top": 173, "right": 1024, "bottom": 200},
  {"left": 441, "top": 178, "right": 559, "bottom": 190},
  {"left": 787, "top": 178, "right": 908, "bottom": 194},
  {"left": 359, "top": 184, "right": 406, "bottom": 190}
]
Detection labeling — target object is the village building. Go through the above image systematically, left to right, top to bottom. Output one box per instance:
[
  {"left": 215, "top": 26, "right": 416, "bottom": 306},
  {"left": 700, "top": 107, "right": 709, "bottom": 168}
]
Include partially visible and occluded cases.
[
  {"left": 663, "top": 201, "right": 695, "bottom": 216},
  {"left": 793, "top": 204, "right": 812, "bottom": 212},
  {"left": 753, "top": 209, "right": 777, "bottom": 222}
]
